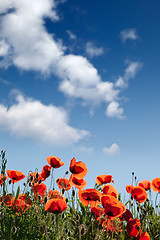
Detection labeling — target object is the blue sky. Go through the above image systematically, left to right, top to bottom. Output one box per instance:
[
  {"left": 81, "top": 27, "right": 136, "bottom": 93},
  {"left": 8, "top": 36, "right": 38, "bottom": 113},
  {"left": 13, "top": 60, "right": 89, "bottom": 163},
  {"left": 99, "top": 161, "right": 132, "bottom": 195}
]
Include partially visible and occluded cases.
[{"left": 0, "top": 0, "right": 160, "bottom": 195}]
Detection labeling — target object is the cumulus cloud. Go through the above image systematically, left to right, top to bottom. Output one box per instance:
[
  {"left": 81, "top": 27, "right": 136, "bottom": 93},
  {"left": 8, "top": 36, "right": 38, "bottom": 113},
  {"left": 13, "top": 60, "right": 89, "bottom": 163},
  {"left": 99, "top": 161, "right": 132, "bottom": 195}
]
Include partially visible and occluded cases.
[
  {"left": 0, "top": 0, "right": 142, "bottom": 119},
  {"left": 0, "top": 0, "right": 63, "bottom": 73},
  {"left": 120, "top": 28, "right": 138, "bottom": 43},
  {"left": 0, "top": 40, "right": 10, "bottom": 56},
  {"left": 85, "top": 42, "right": 104, "bottom": 58},
  {"left": 0, "top": 92, "right": 89, "bottom": 145},
  {"left": 106, "top": 101, "right": 125, "bottom": 119},
  {"left": 102, "top": 143, "right": 121, "bottom": 155}
]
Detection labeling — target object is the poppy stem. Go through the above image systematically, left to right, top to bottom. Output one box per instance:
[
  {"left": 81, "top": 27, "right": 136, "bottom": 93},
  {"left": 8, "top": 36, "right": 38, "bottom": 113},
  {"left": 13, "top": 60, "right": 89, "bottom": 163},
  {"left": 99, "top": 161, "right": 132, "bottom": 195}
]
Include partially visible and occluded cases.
[
  {"left": 49, "top": 168, "right": 54, "bottom": 190},
  {"left": 12, "top": 182, "right": 14, "bottom": 195},
  {"left": 155, "top": 192, "right": 159, "bottom": 208}
]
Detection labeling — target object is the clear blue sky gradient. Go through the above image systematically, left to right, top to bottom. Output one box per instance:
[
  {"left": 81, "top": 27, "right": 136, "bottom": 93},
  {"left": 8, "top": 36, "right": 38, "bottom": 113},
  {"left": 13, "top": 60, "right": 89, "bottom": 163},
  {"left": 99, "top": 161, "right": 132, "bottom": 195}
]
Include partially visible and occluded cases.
[{"left": 0, "top": 0, "right": 160, "bottom": 195}]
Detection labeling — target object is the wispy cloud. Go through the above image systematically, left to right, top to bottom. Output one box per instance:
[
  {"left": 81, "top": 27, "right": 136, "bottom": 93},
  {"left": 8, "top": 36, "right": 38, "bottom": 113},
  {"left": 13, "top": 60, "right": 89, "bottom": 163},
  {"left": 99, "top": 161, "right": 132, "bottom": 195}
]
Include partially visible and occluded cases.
[
  {"left": 120, "top": 28, "right": 138, "bottom": 43},
  {"left": 66, "top": 30, "right": 77, "bottom": 40},
  {"left": 85, "top": 42, "right": 104, "bottom": 58},
  {"left": 115, "top": 61, "right": 143, "bottom": 89},
  {"left": 0, "top": 78, "right": 10, "bottom": 86},
  {"left": 0, "top": 92, "right": 89, "bottom": 145},
  {"left": 102, "top": 143, "right": 121, "bottom": 155}
]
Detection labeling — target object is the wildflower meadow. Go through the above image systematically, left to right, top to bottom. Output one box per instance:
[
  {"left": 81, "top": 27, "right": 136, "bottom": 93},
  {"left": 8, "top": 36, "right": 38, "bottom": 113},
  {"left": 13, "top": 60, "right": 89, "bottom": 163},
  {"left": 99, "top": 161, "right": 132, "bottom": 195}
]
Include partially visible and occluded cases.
[{"left": 0, "top": 149, "right": 160, "bottom": 240}]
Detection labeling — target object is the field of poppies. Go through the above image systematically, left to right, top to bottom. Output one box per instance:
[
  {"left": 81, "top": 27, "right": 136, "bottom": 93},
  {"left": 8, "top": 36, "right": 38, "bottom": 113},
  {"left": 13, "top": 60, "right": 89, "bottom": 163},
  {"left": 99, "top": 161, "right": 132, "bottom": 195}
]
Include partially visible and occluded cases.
[{"left": 0, "top": 149, "right": 160, "bottom": 240}]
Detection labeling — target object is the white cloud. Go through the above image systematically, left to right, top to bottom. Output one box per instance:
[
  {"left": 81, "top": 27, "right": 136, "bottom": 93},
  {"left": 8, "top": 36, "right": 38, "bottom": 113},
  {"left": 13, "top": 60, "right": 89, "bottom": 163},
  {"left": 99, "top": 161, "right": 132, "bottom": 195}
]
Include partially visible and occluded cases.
[
  {"left": 0, "top": 0, "right": 142, "bottom": 120},
  {"left": 0, "top": 0, "right": 63, "bottom": 73},
  {"left": 120, "top": 28, "right": 138, "bottom": 43},
  {"left": 66, "top": 30, "right": 77, "bottom": 40},
  {"left": 0, "top": 40, "right": 10, "bottom": 56},
  {"left": 85, "top": 42, "right": 104, "bottom": 58},
  {"left": 115, "top": 61, "right": 143, "bottom": 89},
  {"left": 0, "top": 78, "right": 10, "bottom": 86},
  {"left": 0, "top": 92, "right": 89, "bottom": 145},
  {"left": 106, "top": 101, "right": 125, "bottom": 119},
  {"left": 102, "top": 143, "right": 121, "bottom": 155}
]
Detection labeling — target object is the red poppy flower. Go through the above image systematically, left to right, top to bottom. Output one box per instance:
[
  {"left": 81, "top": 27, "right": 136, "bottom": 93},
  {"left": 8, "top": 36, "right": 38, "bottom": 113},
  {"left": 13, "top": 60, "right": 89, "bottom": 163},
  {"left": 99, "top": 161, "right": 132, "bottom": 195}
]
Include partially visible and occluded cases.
[
  {"left": 46, "top": 156, "right": 64, "bottom": 169},
  {"left": 69, "top": 157, "right": 88, "bottom": 179},
  {"left": 40, "top": 165, "right": 51, "bottom": 180},
  {"left": 6, "top": 170, "right": 25, "bottom": 183},
  {"left": 0, "top": 174, "right": 7, "bottom": 185},
  {"left": 70, "top": 175, "right": 87, "bottom": 190},
  {"left": 95, "top": 175, "right": 114, "bottom": 185},
  {"left": 152, "top": 177, "right": 160, "bottom": 193},
  {"left": 56, "top": 178, "right": 73, "bottom": 191},
  {"left": 138, "top": 180, "right": 152, "bottom": 191},
  {"left": 32, "top": 182, "right": 47, "bottom": 198},
  {"left": 102, "top": 184, "right": 118, "bottom": 198},
  {"left": 126, "top": 185, "right": 134, "bottom": 194},
  {"left": 131, "top": 186, "right": 148, "bottom": 203},
  {"left": 78, "top": 189, "right": 102, "bottom": 207},
  {"left": 49, "top": 190, "right": 65, "bottom": 200},
  {"left": 0, "top": 194, "right": 12, "bottom": 206},
  {"left": 17, "top": 194, "right": 32, "bottom": 205},
  {"left": 101, "top": 195, "right": 126, "bottom": 220},
  {"left": 11, "top": 198, "right": 32, "bottom": 213},
  {"left": 45, "top": 198, "right": 68, "bottom": 214},
  {"left": 91, "top": 206, "right": 104, "bottom": 219},
  {"left": 119, "top": 208, "right": 133, "bottom": 222},
  {"left": 127, "top": 218, "right": 141, "bottom": 238},
  {"left": 138, "top": 232, "right": 150, "bottom": 240}
]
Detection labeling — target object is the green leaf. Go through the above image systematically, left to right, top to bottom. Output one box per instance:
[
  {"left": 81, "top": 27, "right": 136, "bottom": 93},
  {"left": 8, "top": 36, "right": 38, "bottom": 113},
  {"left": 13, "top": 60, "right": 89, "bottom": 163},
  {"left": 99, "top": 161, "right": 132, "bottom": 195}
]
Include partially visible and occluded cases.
[{"left": 11, "top": 186, "right": 20, "bottom": 210}]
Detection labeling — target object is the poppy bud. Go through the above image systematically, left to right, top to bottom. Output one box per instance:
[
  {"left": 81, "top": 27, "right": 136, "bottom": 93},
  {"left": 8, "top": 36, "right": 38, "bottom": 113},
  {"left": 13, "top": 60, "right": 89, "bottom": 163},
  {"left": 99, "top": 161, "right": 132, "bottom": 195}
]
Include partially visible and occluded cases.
[
  {"left": 65, "top": 171, "right": 69, "bottom": 175},
  {"left": 132, "top": 172, "right": 134, "bottom": 175},
  {"left": 36, "top": 173, "right": 39, "bottom": 179},
  {"left": 30, "top": 175, "right": 33, "bottom": 182},
  {"left": 56, "top": 178, "right": 59, "bottom": 183},
  {"left": 9, "top": 179, "right": 12, "bottom": 185},
  {"left": 38, "top": 179, "right": 42, "bottom": 184},
  {"left": 29, "top": 182, "right": 32, "bottom": 187},
  {"left": 23, "top": 183, "right": 26, "bottom": 186},
  {"left": 52, "top": 187, "right": 55, "bottom": 190},
  {"left": 62, "top": 188, "right": 65, "bottom": 194},
  {"left": 72, "top": 189, "right": 75, "bottom": 197},
  {"left": 44, "top": 196, "right": 47, "bottom": 203},
  {"left": 66, "top": 198, "right": 68, "bottom": 203},
  {"left": 70, "top": 208, "right": 73, "bottom": 214}
]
